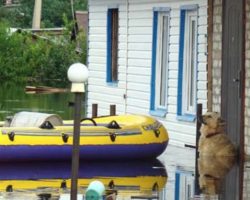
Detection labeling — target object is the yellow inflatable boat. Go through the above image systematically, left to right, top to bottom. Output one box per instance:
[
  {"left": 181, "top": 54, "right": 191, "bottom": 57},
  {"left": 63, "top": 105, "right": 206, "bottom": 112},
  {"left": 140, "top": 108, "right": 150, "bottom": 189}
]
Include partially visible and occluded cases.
[{"left": 0, "top": 112, "right": 168, "bottom": 161}]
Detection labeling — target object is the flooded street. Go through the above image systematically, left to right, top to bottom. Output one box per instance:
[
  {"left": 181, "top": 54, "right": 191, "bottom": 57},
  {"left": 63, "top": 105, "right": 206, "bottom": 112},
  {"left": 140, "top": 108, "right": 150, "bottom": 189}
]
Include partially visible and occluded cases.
[
  {"left": 0, "top": 84, "right": 248, "bottom": 200},
  {"left": 0, "top": 145, "right": 248, "bottom": 200}
]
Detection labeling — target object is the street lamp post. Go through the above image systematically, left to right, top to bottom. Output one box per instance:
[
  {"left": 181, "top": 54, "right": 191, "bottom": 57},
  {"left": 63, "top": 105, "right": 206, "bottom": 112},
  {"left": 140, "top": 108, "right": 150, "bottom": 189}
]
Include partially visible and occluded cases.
[{"left": 67, "top": 63, "right": 89, "bottom": 200}]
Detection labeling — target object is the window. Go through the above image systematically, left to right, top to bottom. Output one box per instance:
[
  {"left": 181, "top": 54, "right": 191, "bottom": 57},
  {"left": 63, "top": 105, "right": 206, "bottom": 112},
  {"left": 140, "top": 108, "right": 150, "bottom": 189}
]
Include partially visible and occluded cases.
[
  {"left": 177, "top": 5, "right": 198, "bottom": 121},
  {"left": 107, "top": 8, "right": 119, "bottom": 83},
  {"left": 150, "top": 8, "right": 170, "bottom": 117}
]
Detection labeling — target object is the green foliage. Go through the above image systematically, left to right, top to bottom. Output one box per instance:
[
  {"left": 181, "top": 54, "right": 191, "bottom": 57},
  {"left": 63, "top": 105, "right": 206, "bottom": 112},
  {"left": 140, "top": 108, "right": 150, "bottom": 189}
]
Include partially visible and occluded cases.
[
  {"left": 0, "top": 0, "right": 87, "bottom": 28},
  {"left": 0, "top": 22, "right": 86, "bottom": 86}
]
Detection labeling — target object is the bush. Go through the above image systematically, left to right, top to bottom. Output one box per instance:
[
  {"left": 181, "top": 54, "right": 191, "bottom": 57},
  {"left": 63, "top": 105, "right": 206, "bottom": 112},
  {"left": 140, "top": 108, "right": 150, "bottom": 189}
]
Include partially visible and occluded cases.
[
  {"left": 0, "top": 0, "right": 87, "bottom": 28},
  {"left": 0, "top": 22, "right": 86, "bottom": 86}
]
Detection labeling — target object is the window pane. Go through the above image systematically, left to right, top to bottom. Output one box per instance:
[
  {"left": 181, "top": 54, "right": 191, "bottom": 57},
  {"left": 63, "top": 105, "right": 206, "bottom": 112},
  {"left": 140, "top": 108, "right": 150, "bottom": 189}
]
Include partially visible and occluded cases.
[
  {"left": 107, "top": 9, "right": 118, "bottom": 83},
  {"left": 111, "top": 9, "right": 118, "bottom": 82},
  {"left": 182, "top": 10, "right": 197, "bottom": 114},
  {"left": 155, "top": 13, "right": 169, "bottom": 108},
  {"left": 159, "top": 15, "right": 169, "bottom": 106},
  {"left": 189, "top": 20, "right": 196, "bottom": 108}
]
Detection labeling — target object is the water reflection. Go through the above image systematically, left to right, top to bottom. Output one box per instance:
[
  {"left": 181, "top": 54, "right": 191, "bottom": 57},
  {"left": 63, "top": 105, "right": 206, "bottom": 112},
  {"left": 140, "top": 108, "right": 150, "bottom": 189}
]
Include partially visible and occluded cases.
[
  {"left": 0, "top": 82, "right": 74, "bottom": 121},
  {"left": 0, "top": 145, "right": 249, "bottom": 199},
  {"left": 158, "top": 145, "right": 247, "bottom": 200},
  {"left": 0, "top": 160, "right": 167, "bottom": 200}
]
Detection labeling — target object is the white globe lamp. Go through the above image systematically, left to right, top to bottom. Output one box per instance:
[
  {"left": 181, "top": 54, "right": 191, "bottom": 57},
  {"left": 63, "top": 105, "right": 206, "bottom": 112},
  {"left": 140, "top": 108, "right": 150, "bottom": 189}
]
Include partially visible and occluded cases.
[{"left": 67, "top": 63, "right": 89, "bottom": 93}]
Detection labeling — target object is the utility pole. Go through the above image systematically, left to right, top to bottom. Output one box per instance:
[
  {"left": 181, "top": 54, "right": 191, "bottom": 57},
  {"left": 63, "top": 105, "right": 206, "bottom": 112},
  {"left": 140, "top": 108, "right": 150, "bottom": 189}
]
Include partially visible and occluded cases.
[{"left": 32, "top": 0, "right": 42, "bottom": 29}]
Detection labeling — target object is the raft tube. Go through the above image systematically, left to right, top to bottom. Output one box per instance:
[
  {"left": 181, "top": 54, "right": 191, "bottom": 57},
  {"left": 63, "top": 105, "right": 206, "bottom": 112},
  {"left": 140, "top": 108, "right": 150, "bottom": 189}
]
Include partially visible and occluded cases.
[{"left": 0, "top": 112, "right": 169, "bottom": 161}]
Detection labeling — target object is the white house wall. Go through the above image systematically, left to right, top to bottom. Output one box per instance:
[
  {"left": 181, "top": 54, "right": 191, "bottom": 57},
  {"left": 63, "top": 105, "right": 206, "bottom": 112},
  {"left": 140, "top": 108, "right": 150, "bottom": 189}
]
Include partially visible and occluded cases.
[{"left": 87, "top": 0, "right": 208, "bottom": 146}]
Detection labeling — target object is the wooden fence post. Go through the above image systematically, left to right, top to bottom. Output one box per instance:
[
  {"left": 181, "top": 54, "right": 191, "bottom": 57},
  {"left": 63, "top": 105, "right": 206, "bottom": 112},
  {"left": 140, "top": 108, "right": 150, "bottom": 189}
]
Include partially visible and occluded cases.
[
  {"left": 195, "top": 103, "right": 202, "bottom": 195},
  {"left": 92, "top": 104, "right": 98, "bottom": 118},
  {"left": 110, "top": 105, "right": 116, "bottom": 116}
]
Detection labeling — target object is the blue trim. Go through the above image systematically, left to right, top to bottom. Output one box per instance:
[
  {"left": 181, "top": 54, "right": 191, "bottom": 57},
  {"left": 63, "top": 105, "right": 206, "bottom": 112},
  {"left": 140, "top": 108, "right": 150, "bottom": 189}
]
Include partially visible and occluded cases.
[
  {"left": 180, "top": 4, "right": 198, "bottom": 11},
  {"left": 153, "top": 7, "right": 171, "bottom": 12},
  {"left": 106, "top": 9, "right": 113, "bottom": 83},
  {"left": 177, "top": 10, "right": 186, "bottom": 116},
  {"left": 150, "top": 11, "right": 158, "bottom": 111},
  {"left": 106, "top": 82, "right": 118, "bottom": 87},
  {"left": 150, "top": 109, "right": 167, "bottom": 118},
  {"left": 177, "top": 114, "right": 196, "bottom": 122},
  {"left": 175, "top": 172, "right": 180, "bottom": 200}
]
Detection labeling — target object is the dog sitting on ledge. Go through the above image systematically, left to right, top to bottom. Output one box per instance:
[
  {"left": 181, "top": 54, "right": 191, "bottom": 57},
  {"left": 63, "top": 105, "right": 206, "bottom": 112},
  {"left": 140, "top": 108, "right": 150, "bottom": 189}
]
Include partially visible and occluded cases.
[
  {"left": 198, "top": 112, "right": 236, "bottom": 157},
  {"left": 198, "top": 112, "right": 236, "bottom": 195}
]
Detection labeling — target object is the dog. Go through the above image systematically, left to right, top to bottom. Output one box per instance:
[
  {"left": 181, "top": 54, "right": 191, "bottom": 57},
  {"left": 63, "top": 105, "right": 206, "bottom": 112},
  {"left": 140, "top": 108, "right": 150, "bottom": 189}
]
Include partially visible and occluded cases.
[
  {"left": 198, "top": 112, "right": 236, "bottom": 157},
  {"left": 198, "top": 112, "right": 236, "bottom": 195},
  {"left": 198, "top": 155, "right": 235, "bottom": 195}
]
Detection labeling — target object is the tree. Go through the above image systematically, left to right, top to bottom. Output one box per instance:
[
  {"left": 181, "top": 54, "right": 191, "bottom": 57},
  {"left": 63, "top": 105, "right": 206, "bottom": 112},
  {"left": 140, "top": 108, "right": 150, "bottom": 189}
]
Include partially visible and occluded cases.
[
  {"left": 0, "top": 0, "right": 87, "bottom": 28},
  {"left": 0, "top": 22, "right": 87, "bottom": 86}
]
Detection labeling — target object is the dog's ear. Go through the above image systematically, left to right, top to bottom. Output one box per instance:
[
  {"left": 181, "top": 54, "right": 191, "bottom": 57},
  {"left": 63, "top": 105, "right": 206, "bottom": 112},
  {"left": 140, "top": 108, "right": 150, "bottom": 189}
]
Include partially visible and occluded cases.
[{"left": 218, "top": 117, "right": 226, "bottom": 126}]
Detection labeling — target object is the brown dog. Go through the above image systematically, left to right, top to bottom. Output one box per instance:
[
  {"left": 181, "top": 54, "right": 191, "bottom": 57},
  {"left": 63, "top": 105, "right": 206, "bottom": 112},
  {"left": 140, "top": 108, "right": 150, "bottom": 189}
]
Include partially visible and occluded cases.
[
  {"left": 198, "top": 112, "right": 236, "bottom": 157},
  {"left": 198, "top": 112, "right": 236, "bottom": 194},
  {"left": 198, "top": 155, "right": 235, "bottom": 195}
]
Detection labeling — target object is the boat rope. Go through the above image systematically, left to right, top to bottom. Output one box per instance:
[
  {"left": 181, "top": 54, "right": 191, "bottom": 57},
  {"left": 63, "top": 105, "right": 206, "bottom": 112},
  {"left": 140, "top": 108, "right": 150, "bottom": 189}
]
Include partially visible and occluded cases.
[
  {"left": 80, "top": 118, "right": 97, "bottom": 126},
  {"left": 106, "top": 120, "right": 121, "bottom": 129},
  {"left": 40, "top": 121, "right": 54, "bottom": 129},
  {"left": 2, "top": 129, "right": 141, "bottom": 137},
  {"left": 154, "top": 130, "right": 160, "bottom": 138},
  {"left": 8, "top": 131, "right": 15, "bottom": 141},
  {"left": 109, "top": 132, "right": 116, "bottom": 142},
  {"left": 62, "top": 133, "right": 69, "bottom": 143},
  {"left": 61, "top": 180, "right": 67, "bottom": 189},
  {"left": 108, "top": 180, "right": 115, "bottom": 189},
  {"left": 152, "top": 182, "right": 159, "bottom": 191},
  {"left": 6, "top": 185, "right": 13, "bottom": 192}
]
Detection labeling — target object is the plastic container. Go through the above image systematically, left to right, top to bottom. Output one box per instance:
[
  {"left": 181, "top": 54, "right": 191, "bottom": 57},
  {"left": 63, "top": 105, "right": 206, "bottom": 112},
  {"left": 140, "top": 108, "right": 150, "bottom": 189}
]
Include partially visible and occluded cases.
[{"left": 85, "top": 180, "right": 105, "bottom": 200}]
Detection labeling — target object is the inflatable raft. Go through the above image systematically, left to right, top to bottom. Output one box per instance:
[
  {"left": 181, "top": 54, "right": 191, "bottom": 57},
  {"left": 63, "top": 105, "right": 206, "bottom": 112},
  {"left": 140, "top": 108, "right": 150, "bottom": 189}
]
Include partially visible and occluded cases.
[{"left": 0, "top": 112, "right": 168, "bottom": 161}]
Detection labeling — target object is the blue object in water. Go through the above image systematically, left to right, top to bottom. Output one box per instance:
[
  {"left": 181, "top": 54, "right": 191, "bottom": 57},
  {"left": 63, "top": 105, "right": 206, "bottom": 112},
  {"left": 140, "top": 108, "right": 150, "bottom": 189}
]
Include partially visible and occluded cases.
[{"left": 86, "top": 180, "right": 105, "bottom": 200}]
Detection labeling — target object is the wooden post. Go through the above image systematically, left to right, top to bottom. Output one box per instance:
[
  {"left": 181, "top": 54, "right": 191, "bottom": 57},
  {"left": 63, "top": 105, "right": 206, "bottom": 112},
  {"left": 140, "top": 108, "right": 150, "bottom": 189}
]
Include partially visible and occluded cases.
[
  {"left": 32, "top": 0, "right": 42, "bottom": 29},
  {"left": 207, "top": 0, "right": 214, "bottom": 112},
  {"left": 70, "top": 93, "right": 82, "bottom": 200},
  {"left": 194, "top": 103, "right": 202, "bottom": 195},
  {"left": 92, "top": 104, "right": 98, "bottom": 118},
  {"left": 110, "top": 105, "right": 116, "bottom": 116}
]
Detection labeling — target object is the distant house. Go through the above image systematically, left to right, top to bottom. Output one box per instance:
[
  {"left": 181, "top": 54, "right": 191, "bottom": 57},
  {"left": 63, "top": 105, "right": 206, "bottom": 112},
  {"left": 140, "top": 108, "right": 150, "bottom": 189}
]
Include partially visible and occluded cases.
[
  {"left": 87, "top": 0, "right": 208, "bottom": 147},
  {"left": 75, "top": 11, "right": 88, "bottom": 34}
]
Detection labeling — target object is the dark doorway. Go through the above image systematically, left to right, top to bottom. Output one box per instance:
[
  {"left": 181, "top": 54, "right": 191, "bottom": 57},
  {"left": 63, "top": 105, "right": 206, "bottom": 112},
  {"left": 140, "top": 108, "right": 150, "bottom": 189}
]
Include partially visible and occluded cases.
[
  {"left": 221, "top": 0, "right": 245, "bottom": 199},
  {"left": 221, "top": 0, "right": 244, "bottom": 154}
]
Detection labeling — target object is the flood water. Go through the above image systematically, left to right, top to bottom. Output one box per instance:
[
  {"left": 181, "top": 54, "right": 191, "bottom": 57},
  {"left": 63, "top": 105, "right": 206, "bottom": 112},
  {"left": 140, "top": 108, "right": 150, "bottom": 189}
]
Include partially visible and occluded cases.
[
  {"left": 0, "top": 83, "right": 74, "bottom": 121},
  {"left": 0, "top": 84, "right": 249, "bottom": 200},
  {"left": 0, "top": 145, "right": 248, "bottom": 200}
]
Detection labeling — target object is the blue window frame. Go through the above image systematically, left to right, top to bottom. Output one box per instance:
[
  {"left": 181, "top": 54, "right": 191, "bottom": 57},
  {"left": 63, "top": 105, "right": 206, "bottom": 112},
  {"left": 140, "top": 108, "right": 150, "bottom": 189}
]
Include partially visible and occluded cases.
[
  {"left": 177, "top": 5, "right": 198, "bottom": 122},
  {"left": 107, "top": 8, "right": 119, "bottom": 84},
  {"left": 150, "top": 8, "right": 170, "bottom": 118}
]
